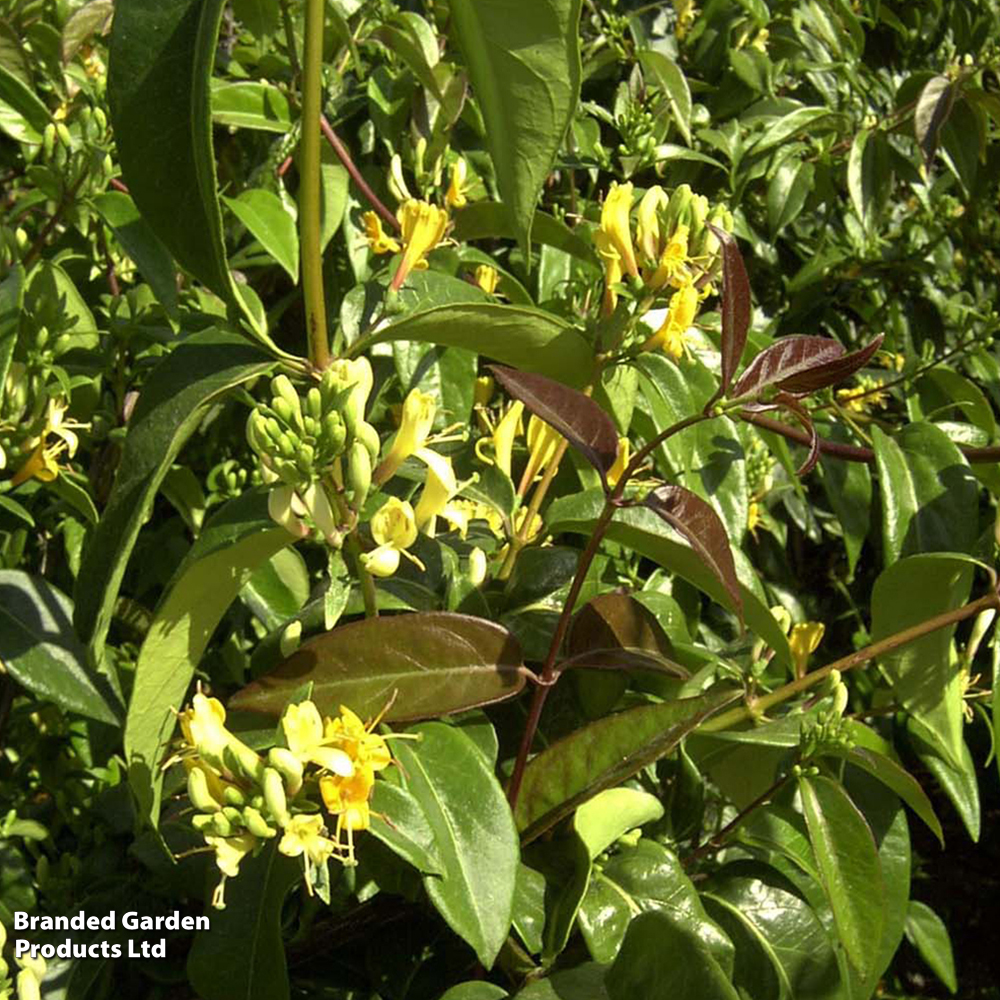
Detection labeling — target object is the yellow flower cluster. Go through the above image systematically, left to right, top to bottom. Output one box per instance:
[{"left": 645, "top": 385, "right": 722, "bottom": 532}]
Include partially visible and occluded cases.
[
  {"left": 595, "top": 180, "right": 731, "bottom": 360},
  {"left": 363, "top": 198, "right": 450, "bottom": 292},
  {"left": 836, "top": 375, "right": 889, "bottom": 414},
  {"left": 176, "top": 692, "right": 394, "bottom": 906}
]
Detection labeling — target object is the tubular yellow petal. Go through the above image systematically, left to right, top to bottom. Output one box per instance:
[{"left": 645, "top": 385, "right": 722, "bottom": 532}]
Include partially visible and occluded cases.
[
  {"left": 600, "top": 181, "right": 638, "bottom": 277},
  {"left": 636, "top": 185, "right": 668, "bottom": 262},
  {"left": 392, "top": 199, "right": 449, "bottom": 291},
  {"left": 363, "top": 211, "right": 401, "bottom": 255},
  {"left": 374, "top": 388, "right": 437, "bottom": 484}
]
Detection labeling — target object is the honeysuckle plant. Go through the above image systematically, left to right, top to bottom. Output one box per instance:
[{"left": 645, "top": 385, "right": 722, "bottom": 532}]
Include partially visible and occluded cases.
[{"left": 4, "top": 1, "right": 1000, "bottom": 998}]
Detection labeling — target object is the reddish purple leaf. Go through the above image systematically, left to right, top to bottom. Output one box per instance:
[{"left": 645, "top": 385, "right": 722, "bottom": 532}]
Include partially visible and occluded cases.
[
  {"left": 710, "top": 224, "right": 751, "bottom": 398},
  {"left": 731, "top": 334, "right": 883, "bottom": 399},
  {"left": 490, "top": 365, "right": 619, "bottom": 487},
  {"left": 744, "top": 393, "right": 821, "bottom": 476},
  {"left": 643, "top": 485, "right": 743, "bottom": 624},
  {"left": 563, "top": 592, "right": 689, "bottom": 677},
  {"left": 229, "top": 612, "right": 525, "bottom": 722}
]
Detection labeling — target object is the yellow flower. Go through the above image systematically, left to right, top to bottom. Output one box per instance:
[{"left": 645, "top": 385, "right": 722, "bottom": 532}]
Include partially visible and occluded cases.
[
  {"left": 673, "top": 0, "right": 698, "bottom": 39},
  {"left": 751, "top": 28, "right": 769, "bottom": 52},
  {"left": 446, "top": 157, "right": 469, "bottom": 208},
  {"left": 601, "top": 181, "right": 638, "bottom": 277},
  {"left": 636, "top": 185, "right": 668, "bottom": 262},
  {"left": 391, "top": 199, "right": 449, "bottom": 291},
  {"left": 363, "top": 211, "right": 401, "bottom": 255},
  {"left": 647, "top": 224, "right": 691, "bottom": 291},
  {"left": 594, "top": 229, "right": 623, "bottom": 317},
  {"left": 474, "top": 264, "right": 499, "bottom": 294},
  {"left": 642, "top": 280, "right": 699, "bottom": 357},
  {"left": 474, "top": 375, "right": 495, "bottom": 406},
  {"left": 836, "top": 376, "right": 888, "bottom": 414},
  {"left": 374, "top": 388, "right": 437, "bottom": 485},
  {"left": 9, "top": 398, "right": 85, "bottom": 487},
  {"left": 475, "top": 400, "right": 524, "bottom": 480},
  {"left": 518, "top": 415, "right": 563, "bottom": 495},
  {"left": 607, "top": 437, "right": 631, "bottom": 489},
  {"left": 414, "top": 448, "right": 467, "bottom": 537},
  {"left": 362, "top": 497, "right": 424, "bottom": 577},
  {"left": 747, "top": 500, "right": 761, "bottom": 538},
  {"left": 789, "top": 622, "right": 825, "bottom": 679},
  {"left": 179, "top": 692, "right": 262, "bottom": 779},
  {"left": 282, "top": 701, "right": 355, "bottom": 775},
  {"left": 324, "top": 704, "right": 393, "bottom": 772},
  {"left": 320, "top": 765, "right": 375, "bottom": 864},
  {"left": 278, "top": 814, "right": 338, "bottom": 882},
  {"left": 206, "top": 833, "right": 258, "bottom": 879}
]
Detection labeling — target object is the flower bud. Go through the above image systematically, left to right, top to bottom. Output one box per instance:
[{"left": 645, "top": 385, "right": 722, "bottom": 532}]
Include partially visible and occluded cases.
[
  {"left": 271, "top": 376, "right": 303, "bottom": 430},
  {"left": 306, "top": 387, "right": 323, "bottom": 421},
  {"left": 321, "top": 411, "right": 347, "bottom": 458},
  {"left": 354, "top": 419, "right": 381, "bottom": 462},
  {"left": 347, "top": 440, "right": 372, "bottom": 508},
  {"left": 468, "top": 547, "right": 487, "bottom": 587},
  {"left": 279, "top": 620, "right": 302, "bottom": 660},
  {"left": 268, "top": 747, "right": 304, "bottom": 796},
  {"left": 188, "top": 766, "right": 222, "bottom": 813},
  {"left": 262, "top": 767, "right": 290, "bottom": 826},
  {"left": 223, "top": 785, "right": 246, "bottom": 807},
  {"left": 243, "top": 806, "right": 277, "bottom": 839},
  {"left": 211, "top": 812, "right": 234, "bottom": 837},
  {"left": 17, "top": 970, "right": 42, "bottom": 1000}
]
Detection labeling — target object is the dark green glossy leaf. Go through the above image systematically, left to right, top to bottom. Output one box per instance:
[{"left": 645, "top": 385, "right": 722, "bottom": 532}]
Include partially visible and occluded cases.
[
  {"left": 108, "top": 0, "right": 255, "bottom": 324},
  {"left": 450, "top": 0, "right": 582, "bottom": 255},
  {"left": 0, "top": 56, "right": 50, "bottom": 133},
  {"left": 92, "top": 191, "right": 178, "bottom": 313},
  {"left": 451, "top": 203, "right": 597, "bottom": 266},
  {"left": 0, "top": 265, "right": 24, "bottom": 404},
  {"left": 354, "top": 304, "right": 594, "bottom": 387},
  {"left": 74, "top": 329, "right": 274, "bottom": 661},
  {"left": 871, "top": 424, "right": 979, "bottom": 564},
  {"left": 126, "top": 492, "right": 293, "bottom": 824},
  {"left": 871, "top": 553, "right": 977, "bottom": 768},
  {"left": 0, "top": 571, "right": 121, "bottom": 725},
  {"left": 230, "top": 612, "right": 525, "bottom": 723},
  {"left": 515, "top": 687, "right": 738, "bottom": 841},
  {"left": 393, "top": 722, "right": 519, "bottom": 967},
  {"left": 799, "top": 775, "right": 886, "bottom": 979},
  {"left": 369, "top": 780, "right": 443, "bottom": 876},
  {"left": 579, "top": 838, "right": 732, "bottom": 968},
  {"left": 187, "top": 843, "right": 299, "bottom": 1000},
  {"left": 512, "top": 862, "right": 546, "bottom": 955},
  {"left": 905, "top": 901, "right": 957, "bottom": 994},
  {"left": 606, "top": 910, "right": 739, "bottom": 1000},
  {"left": 512, "top": 963, "right": 609, "bottom": 1000},
  {"left": 439, "top": 985, "right": 509, "bottom": 1000}
]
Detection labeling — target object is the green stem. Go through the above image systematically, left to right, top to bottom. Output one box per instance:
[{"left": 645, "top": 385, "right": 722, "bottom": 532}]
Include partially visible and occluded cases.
[
  {"left": 300, "top": 0, "right": 329, "bottom": 369},
  {"left": 345, "top": 532, "right": 378, "bottom": 619},
  {"left": 702, "top": 592, "right": 1000, "bottom": 733}
]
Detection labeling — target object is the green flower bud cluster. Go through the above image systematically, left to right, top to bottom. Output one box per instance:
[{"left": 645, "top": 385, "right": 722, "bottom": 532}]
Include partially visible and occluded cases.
[
  {"left": 659, "top": 184, "right": 734, "bottom": 266},
  {"left": 0, "top": 366, "right": 49, "bottom": 475},
  {"left": 246, "top": 373, "right": 350, "bottom": 488},
  {"left": 745, "top": 436, "right": 775, "bottom": 496},
  {"left": 206, "top": 458, "right": 250, "bottom": 506},
  {"left": 799, "top": 683, "right": 854, "bottom": 761}
]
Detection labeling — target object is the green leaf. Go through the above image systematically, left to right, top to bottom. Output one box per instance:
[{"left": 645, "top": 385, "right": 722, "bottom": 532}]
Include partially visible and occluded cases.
[
  {"left": 108, "top": 0, "right": 247, "bottom": 310},
  {"left": 449, "top": 0, "right": 582, "bottom": 256},
  {"left": 639, "top": 51, "right": 691, "bottom": 144},
  {"left": 0, "top": 58, "right": 50, "bottom": 133},
  {"left": 914, "top": 74, "right": 955, "bottom": 163},
  {"left": 211, "top": 80, "right": 292, "bottom": 132},
  {"left": 752, "top": 107, "right": 838, "bottom": 154},
  {"left": 847, "top": 128, "right": 890, "bottom": 231},
  {"left": 767, "top": 158, "right": 814, "bottom": 238},
  {"left": 225, "top": 188, "right": 299, "bottom": 282},
  {"left": 92, "top": 190, "right": 179, "bottom": 313},
  {"left": 452, "top": 203, "right": 598, "bottom": 267},
  {"left": 24, "top": 261, "right": 98, "bottom": 351},
  {"left": 0, "top": 265, "right": 24, "bottom": 400},
  {"left": 353, "top": 304, "right": 595, "bottom": 387},
  {"left": 74, "top": 329, "right": 274, "bottom": 662},
  {"left": 394, "top": 340, "right": 478, "bottom": 431},
  {"left": 923, "top": 366, "right": 997, "bottom": 439},
  {"left": 871, "top": 424, "right": 979, "bottom": 564},
  {"left": 819, "top": 426, "right": 871, "bottom": 577},
  {"left": 546, "top": 490, "right": 790, "bottom": 666},
  {"left": 125, "top": 492, "right": 293, "bottom": 825},
  {"left": 240, "top": 547, "right": 310, "bottom": 631},
  {"left": 871, "top": 553, "right": 977, "bottom": 768},
  {"left": 0, "top": 571, "right": 121, "bottom": 725},
  {"left": 231, "top": 612, "right": 525, "bottom": 723},
  {"left": 515, "top": 687, "right": 738, "bottom": 841},
  {"left": 392, "top": 722, "right": 519, "bottom": 967},
  {"left": 911, "top": 726, "right": 980, "bottom": 842},
  {"left": 834, "top": 746, "right": 943, "bottom": 845},
  {"left": 799, "top": 775, "right": 886, "bottom": 979},
  {"left": 368, "top": 780, "right": 444, "bottom": 876},
  {"left": 574, "top": 788, "right": 664, "bottom": 861},
  {"left": 578, "top": 839, "right": 732, "bottom": 967},
  {"left": 187, "top": 843, "right": 299, "bottom": 1000},
  {"left": 511, "top": 862, "right": 546, "bottom": 954},
  {"left": 705, "top": 864, "right": 844, "bottom": 1000},
  {"left": 905, "top": 901, "right": 957, "bottom": 994},
  {"left": 606, "top": 910, "right": 739, "bottom": 1000},
  {"left": 512, "top": 964, "right": 610, "bottom": 1000},
  {"left": 439, "top": 985, "right": 509, "bottom": 1000}
]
